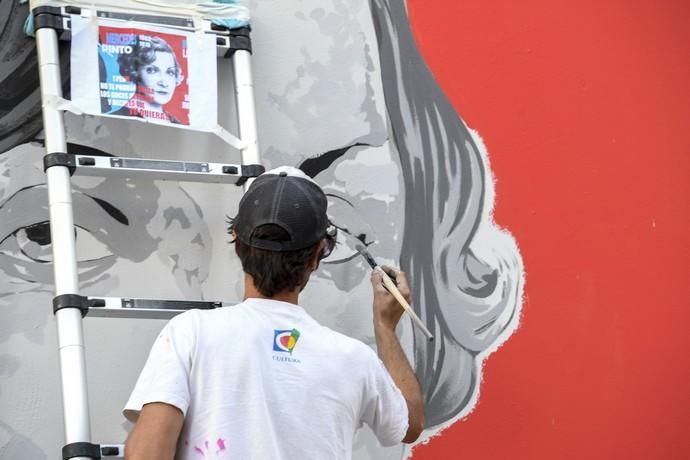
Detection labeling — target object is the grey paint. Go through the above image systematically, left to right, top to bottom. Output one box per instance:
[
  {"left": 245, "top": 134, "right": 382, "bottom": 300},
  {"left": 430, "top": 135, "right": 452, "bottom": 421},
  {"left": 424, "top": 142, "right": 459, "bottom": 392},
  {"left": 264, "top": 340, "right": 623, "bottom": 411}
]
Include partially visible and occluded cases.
[
  {"left": 370, "top": 0, "right": 524, "bottom": 427},
  {"left": 0, "top": 1, "right": 523, "bottom": 458},
  {"left": 0, "top": 422, "right": 46, "bottom": 460}
]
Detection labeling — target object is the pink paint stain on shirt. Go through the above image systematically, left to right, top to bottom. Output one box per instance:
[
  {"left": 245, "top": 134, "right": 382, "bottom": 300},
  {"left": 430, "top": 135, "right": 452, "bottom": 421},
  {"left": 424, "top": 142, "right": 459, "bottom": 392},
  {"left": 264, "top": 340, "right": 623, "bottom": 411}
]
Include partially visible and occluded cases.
[
  {"left": 191, "top": 438, "right": 228, "bottom": 458},
  {"left": 216, "top": 438, "right": 227, "bottom": 454}
]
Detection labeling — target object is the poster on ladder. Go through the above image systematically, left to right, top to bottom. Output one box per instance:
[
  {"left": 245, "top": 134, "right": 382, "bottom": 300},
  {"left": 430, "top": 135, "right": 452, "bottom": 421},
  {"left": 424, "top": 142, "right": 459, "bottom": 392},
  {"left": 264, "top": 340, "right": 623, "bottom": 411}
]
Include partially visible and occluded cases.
[{"left": 70, "top": 16, "right": 217, "bottom": 130}]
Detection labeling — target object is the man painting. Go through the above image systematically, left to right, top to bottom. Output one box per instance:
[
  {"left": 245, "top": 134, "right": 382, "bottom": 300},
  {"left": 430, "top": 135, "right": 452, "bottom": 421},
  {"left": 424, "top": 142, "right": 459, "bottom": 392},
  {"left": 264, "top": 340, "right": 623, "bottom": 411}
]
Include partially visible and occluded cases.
[{"left": 123, "top": 167, "right": 425, "bottom": 459}]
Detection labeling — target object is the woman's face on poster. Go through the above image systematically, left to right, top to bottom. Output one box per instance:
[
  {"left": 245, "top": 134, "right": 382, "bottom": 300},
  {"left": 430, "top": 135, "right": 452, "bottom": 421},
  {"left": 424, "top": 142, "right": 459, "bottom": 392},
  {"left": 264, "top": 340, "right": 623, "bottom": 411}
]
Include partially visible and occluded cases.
[{"left": 137, "top": 51, "right": 178, "bottom": 106}]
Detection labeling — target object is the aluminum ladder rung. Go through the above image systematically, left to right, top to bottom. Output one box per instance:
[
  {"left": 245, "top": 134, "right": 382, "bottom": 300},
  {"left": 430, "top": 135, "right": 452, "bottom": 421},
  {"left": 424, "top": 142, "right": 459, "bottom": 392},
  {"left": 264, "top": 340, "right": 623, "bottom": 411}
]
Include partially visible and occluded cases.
[
  {"left": 47, "top": 153, "right": 264, "bottom": 184},
  {"left": 87, "top": 297, "right": 236, "bottom": 320}
]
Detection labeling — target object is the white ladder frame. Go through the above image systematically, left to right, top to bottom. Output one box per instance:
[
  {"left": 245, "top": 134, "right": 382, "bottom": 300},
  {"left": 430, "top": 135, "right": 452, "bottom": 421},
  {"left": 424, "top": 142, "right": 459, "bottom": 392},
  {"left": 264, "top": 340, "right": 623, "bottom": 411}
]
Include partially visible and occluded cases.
[{"left": 33, "top": 4, "right": 260, "bottom": 458}]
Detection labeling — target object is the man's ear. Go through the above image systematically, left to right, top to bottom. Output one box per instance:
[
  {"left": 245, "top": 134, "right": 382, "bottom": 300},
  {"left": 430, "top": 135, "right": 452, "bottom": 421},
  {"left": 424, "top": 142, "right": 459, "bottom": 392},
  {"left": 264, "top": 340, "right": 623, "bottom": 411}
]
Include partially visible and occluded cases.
[
  {"left": 312, "top": 239, "right": 327, "bottom": 271},
  {"left": 300, "top": 241, "right": 327, "bottom": 292}
]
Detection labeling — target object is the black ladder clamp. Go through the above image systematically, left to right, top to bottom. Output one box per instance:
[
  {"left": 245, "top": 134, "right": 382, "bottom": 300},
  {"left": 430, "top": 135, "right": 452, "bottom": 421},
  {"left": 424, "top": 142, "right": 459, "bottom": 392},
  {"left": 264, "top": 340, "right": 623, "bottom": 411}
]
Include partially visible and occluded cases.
[{"left": 63, "top": 441, "right": 123, "bottom": 459}]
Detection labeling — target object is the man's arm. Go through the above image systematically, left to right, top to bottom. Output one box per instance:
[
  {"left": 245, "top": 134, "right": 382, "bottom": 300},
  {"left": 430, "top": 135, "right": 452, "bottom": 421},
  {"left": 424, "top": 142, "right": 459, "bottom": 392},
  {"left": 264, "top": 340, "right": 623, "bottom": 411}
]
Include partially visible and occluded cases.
[
  {"left": 371, "top": 266, "right": 425, "bottom": 443},
  {"left": 125, "top": 402, "right": 184, "bottom": 460}
]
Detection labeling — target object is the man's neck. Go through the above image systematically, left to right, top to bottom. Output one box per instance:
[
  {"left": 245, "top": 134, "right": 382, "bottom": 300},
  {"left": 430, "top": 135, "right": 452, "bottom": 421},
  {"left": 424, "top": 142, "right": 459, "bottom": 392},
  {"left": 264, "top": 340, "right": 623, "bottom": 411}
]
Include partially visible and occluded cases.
[{"left": 243, "top": 273, "right": 300, "bottom": 305}]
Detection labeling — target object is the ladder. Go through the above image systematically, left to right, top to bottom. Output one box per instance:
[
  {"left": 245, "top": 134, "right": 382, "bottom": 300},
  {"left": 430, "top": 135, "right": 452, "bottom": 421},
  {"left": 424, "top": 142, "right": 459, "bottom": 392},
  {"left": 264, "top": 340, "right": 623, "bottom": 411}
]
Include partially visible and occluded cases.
[{"left": 31, "top": 2, "right": 261, "bottom": 458}]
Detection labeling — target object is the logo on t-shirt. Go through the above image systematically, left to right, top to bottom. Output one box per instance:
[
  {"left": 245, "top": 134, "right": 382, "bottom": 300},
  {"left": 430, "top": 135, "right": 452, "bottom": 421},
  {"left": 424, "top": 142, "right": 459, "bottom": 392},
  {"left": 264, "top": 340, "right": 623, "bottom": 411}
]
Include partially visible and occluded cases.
[{"left": 273, "top": 329, "right": 300, "bottom": 354}]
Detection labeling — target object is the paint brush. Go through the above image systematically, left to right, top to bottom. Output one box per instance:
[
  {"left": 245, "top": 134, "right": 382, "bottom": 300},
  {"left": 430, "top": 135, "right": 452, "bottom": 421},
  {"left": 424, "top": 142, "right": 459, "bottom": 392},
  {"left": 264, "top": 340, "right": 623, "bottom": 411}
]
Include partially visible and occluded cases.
[{"left": 355, "top": 244, "right": 434, "bottom": 341}]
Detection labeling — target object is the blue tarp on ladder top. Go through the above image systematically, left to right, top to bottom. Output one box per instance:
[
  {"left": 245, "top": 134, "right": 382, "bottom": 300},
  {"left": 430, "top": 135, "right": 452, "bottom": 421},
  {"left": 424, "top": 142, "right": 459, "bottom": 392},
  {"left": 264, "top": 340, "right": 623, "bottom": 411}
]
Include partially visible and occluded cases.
[{"left": 24, "top": 0, "right": 251, "bottom": 36}]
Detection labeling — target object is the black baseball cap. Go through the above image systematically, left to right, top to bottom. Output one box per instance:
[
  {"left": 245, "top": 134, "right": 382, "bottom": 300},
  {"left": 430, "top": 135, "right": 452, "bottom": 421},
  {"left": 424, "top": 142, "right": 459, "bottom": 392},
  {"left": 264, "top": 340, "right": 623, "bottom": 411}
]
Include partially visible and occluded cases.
[{"left": 233, "top": 166, "right": 329, "bottom": 251}]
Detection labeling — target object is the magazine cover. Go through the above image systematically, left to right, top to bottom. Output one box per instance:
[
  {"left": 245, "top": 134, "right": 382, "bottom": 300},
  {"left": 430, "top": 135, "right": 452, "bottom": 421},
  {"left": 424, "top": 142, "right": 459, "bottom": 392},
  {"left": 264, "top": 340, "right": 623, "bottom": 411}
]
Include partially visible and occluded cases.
[
  {"left": 71, "top": 16, "right": 217, "bottom": 130},
  {"left": 99, "top": 27, "right": 190, "bottom": 125}
]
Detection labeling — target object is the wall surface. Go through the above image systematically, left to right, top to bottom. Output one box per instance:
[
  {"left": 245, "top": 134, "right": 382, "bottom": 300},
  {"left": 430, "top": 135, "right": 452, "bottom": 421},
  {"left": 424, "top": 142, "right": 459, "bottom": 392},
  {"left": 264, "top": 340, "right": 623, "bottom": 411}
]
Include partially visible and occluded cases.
[
  {"left": 1, "top": 0, "right": 688, "bottom": 459},
  {"left": 407, "top": 0, "right": 690, "bottom": 459},
  {"left": 2, "top": 1, "right": 523, "bottom": 458}
]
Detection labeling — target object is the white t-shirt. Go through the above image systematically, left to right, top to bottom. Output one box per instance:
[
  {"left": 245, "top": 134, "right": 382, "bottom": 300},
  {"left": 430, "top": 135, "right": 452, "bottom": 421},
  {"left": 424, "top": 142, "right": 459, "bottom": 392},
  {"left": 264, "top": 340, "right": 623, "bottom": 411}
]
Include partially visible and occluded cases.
[{"left": 123, "top": 298, "right": 409, "bottom": 460}]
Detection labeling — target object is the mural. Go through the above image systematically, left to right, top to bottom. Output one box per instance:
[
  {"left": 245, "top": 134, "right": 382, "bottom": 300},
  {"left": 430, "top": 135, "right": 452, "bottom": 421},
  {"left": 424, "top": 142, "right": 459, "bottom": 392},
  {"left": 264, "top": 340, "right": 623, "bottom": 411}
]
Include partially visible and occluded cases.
[{"left": 0, "top": 1, "right": 523, "bottom": 458}]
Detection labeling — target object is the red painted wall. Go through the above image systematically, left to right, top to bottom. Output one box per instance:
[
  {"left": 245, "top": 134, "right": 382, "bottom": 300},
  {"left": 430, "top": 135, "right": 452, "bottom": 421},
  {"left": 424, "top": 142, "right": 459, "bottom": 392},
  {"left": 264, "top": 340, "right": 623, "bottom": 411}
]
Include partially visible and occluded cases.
[{"left": 407, "top": 1, "right": 690, "bottom": 458}]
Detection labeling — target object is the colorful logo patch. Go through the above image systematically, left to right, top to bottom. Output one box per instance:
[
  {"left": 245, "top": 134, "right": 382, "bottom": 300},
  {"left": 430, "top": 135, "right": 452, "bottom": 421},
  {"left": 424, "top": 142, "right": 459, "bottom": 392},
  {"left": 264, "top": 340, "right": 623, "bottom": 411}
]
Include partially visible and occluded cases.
[{"left": 273, "top": 329, "right": 300, "bottom": 354}]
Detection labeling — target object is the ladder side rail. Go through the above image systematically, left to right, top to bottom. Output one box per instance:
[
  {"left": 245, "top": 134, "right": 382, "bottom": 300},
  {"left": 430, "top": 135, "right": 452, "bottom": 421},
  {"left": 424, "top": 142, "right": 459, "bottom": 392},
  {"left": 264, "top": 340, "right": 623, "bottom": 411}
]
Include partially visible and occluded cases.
[
  {"left": 35, "top": 26, "right": 93, "bottom": 460},
  {"left": 232, "top": 48, "right": 260, "bottom": 191}
]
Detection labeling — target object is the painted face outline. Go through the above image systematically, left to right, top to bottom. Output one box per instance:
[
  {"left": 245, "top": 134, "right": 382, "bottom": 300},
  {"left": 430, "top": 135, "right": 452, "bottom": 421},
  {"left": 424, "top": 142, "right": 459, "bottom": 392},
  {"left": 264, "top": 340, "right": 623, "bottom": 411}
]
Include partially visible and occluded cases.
[
  {"left": 0, "top": 1, "right": 524, "bottom": 458},
  {"left": 137, "top": 51, "right": 178, "bottom": 107}
]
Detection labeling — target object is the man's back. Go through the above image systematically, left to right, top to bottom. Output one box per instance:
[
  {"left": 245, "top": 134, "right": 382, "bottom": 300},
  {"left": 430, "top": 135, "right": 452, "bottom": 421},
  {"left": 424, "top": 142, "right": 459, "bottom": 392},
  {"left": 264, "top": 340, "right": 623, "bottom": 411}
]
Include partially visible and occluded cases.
[
  {"left": 123, "top": 167, "right": 423, "bottom": 459},
  {"left": 124, "top": 299, "right": 408, "bottom": 460}
]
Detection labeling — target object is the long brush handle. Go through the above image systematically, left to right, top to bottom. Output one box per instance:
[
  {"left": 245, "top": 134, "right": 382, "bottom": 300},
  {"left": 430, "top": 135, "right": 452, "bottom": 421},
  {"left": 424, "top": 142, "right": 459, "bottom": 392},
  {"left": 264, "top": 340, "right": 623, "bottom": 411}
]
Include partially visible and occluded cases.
[{"left": 378, "top": 267, "right": 434, "bottom": 341}]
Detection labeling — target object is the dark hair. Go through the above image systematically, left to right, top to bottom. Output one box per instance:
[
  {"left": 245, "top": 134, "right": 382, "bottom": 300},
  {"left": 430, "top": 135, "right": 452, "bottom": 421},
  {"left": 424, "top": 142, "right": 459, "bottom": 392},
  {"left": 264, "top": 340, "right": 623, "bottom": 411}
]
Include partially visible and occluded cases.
[
  {"left": 117, "top": 36, "right": 181, "bottom": 84},
  {"left": 228, "top": 220, "right": 335, "bottom": 297}
]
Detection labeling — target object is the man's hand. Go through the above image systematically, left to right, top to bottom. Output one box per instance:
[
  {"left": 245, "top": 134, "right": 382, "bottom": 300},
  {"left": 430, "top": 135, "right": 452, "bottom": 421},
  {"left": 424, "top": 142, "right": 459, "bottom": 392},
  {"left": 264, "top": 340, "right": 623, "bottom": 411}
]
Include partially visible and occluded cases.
[
  {"left": 371, "top": 266, "right": 425, "bottom": 443},
  {"left": 372, "top": 266, "right": 411, "bottom": 330}
]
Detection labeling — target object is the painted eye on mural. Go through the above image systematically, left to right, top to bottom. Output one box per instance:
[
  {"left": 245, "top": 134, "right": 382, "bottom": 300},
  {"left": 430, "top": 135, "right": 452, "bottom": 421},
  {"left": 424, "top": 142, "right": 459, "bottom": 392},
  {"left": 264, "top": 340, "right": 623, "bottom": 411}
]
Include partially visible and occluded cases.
[
  {"left": 322, "top": 193, "right": 375, "bottom": 264},
  {"left": 0, "top": 221, "right": 115, "bottom": 283},
  {"left": 13, "top": 222, "right": 113, "bottom": 262},
  {"left": 14, "top": 222, "right": 53, "bottom": 262}
]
